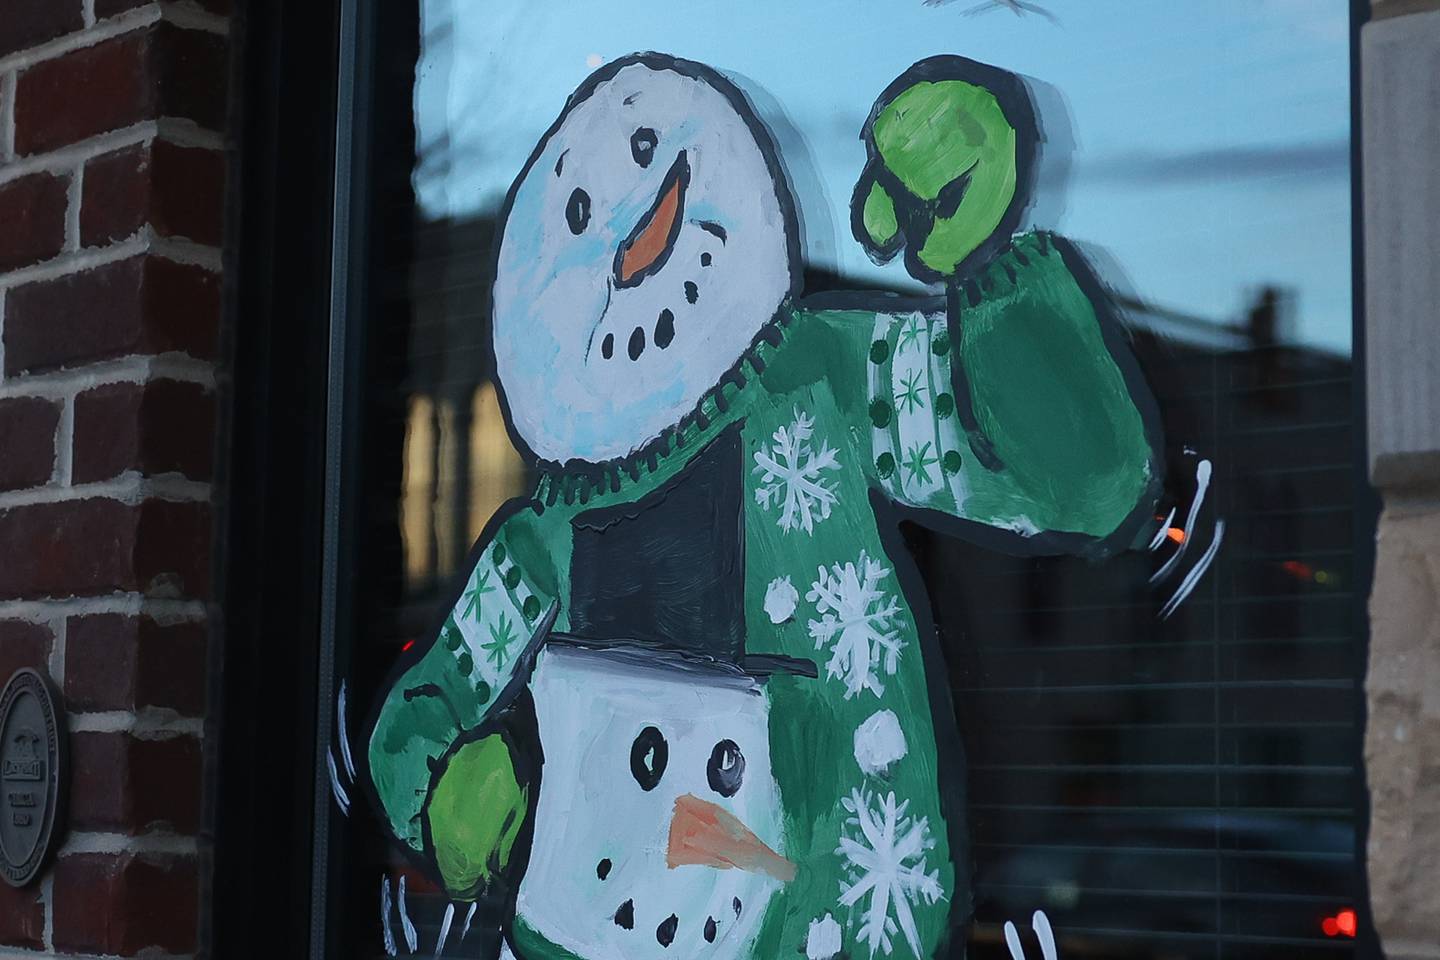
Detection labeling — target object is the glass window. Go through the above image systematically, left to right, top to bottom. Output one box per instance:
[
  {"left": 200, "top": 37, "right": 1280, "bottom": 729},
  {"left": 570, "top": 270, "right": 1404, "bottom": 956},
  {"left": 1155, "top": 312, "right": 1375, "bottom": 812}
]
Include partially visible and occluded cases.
[{"left": 316, "top": 4, "right": 1366, "bottom": 959}]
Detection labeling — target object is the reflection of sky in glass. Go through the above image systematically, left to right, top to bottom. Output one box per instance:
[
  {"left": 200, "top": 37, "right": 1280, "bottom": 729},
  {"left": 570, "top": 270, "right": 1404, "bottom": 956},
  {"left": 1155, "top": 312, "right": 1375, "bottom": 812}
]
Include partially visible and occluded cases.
[{"left": 414, "top": 0, "right": 1350, "bottom": 354}]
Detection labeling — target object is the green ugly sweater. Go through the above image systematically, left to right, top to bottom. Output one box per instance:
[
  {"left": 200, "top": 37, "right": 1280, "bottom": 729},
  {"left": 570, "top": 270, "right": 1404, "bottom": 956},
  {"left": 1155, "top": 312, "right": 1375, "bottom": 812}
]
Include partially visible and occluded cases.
[{"left": 366, "top": 232, "right": 1160, "bottom": 960}]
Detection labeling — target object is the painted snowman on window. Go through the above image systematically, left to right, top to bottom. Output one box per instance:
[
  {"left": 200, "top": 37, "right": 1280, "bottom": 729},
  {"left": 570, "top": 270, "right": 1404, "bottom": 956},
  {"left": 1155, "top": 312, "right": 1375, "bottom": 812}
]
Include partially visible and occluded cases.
[{"left": 364, "top": 53, "right": 1161, "bottom": 960}]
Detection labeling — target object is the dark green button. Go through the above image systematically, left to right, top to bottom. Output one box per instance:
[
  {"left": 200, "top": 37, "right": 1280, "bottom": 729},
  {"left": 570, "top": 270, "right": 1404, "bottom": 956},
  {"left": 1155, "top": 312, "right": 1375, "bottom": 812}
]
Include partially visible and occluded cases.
[
  {"left": 869, "top": 339, "right": 890, "bottom": 364},
  {"left": 934, "top": 393, "right": 955, "bottom": 419},
  {"left": 869, "top": 398, "right": 892, "bottom": 428},
  {"left": 942, "top": 450, "right": 963, "bottom": 474},
  {"left": 876, "top": 452, "right": 896, "bottom": 479}
]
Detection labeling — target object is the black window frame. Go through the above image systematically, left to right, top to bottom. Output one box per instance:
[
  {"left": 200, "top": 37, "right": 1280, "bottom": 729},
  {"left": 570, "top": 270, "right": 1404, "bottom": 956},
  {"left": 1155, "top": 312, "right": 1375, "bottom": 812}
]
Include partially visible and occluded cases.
[{"left": 214, "top": 1, "right": 1384, "bottom": 957}]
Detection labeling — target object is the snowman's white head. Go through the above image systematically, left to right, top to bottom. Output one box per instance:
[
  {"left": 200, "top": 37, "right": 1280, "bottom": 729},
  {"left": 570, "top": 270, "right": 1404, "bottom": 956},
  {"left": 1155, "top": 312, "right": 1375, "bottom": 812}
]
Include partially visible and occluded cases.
[{"left": 492, "top": 54, "right": 800, "bottom": 464}]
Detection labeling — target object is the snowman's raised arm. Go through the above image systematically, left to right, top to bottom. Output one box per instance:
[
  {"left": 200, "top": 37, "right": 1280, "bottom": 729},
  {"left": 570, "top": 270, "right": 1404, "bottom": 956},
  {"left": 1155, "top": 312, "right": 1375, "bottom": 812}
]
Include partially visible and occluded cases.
[
  {"left": 836, "top": 60, "right": 1162, "bottom": 556},
  {"left": 836, "top": 233, "right": 1161, "bottom": 557},
  {"left": 366, "top": 499, "right": 563, "bottom": 879}
]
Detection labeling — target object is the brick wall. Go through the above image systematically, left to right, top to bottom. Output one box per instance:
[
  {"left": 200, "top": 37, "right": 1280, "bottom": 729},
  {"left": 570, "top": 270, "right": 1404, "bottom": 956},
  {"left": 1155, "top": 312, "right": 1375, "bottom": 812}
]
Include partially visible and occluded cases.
[{"left": 0, "top": 2, "right": 230, "bottom": 957}]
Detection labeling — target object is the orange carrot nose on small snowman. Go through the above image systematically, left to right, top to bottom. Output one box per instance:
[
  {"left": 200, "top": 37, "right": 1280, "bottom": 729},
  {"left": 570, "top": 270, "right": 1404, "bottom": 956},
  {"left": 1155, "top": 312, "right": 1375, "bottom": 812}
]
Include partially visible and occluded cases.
[{"left": 667, "top": 793, "right": 796, "bottom": 882}]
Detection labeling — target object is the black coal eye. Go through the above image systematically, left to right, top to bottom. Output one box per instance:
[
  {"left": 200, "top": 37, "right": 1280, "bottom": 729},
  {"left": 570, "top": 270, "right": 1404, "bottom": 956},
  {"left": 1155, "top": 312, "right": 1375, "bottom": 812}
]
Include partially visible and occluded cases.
[
  {"left": 630, "top": 127, "right": 658, "bottom": 168},
  {"left": 566, "top": 188, "right": 591, "bottom": 234},
  {"left": 630, "top": 726, "right": 668, "bottom": 791},
  {"left": 706, "top": 739, "right": 745, "bottom": 797}
]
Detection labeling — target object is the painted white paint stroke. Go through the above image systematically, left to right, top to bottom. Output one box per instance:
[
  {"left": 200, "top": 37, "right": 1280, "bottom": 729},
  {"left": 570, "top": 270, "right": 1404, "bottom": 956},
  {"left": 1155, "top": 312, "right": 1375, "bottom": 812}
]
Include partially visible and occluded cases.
[
  {"left": 492, "top": 61, "right": 793, "bottom": 462},
  {"left": 754, "top": 407, "right": 841, "bottom": 535},
  {"left": 1151, "top": 459, "right": 1212, "bottom": 584},
  {"left": 1147, "top": 506, "right": 1177, "bottom": 551},
  {"left": 1159, "top": 520, "right": 1226, "bottom": 621},
  {"left": 807, "top": 552, "right": 903, "bottom": 700},
  {"left": 763, "top": 576, "right": 798, "bottom": 624},
  {"left": 517, "top": 644, "right": 784, "bottom": 960},
  {"left": 337, "top": 680, "right": 357, "bottom": 780},
  {"left": 853, "top": 709, "right": 907, "bottom": 776},
  {"left": 327, "top": 750, "right": 350, "bottom": 816},
  {"left": 836, "top": 788, "right": 944, "bottom": 957},
  {"left": 399, "top": 875, "right": 419, "bottom": 953},
  {"left": 381, "top": 876, "right": 398, "bottom": 957},
  {"left": 435, "top": 902, "right": 454, "bottom": 958},
  {"left": 460, "top": 902, "right": 477, "bottom": 941},
  {"left": 1032, "top": 910, "right": 1058, "bottom": 960},
  {"left": 805, "top": 913, "right": 842, "bottom": 960},
  {"left": 1004, "top": 920, "right": 1025, "bottom": 960}
]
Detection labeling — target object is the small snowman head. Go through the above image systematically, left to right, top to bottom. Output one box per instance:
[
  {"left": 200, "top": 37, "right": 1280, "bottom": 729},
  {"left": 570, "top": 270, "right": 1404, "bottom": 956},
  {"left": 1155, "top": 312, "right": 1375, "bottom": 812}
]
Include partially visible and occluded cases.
[{"left": 492, "top": 54, "right": 800, "bottom": 464}]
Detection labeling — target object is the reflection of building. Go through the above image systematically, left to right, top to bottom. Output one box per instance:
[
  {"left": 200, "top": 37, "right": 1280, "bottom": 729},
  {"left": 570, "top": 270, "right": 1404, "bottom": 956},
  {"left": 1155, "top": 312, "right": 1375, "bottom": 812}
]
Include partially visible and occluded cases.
[
  {"left": 398, "top": 216, "right": 533, "bottom": 617},
  {"left": 912, "top": 289, "right": 1363, "bottom": 957}
]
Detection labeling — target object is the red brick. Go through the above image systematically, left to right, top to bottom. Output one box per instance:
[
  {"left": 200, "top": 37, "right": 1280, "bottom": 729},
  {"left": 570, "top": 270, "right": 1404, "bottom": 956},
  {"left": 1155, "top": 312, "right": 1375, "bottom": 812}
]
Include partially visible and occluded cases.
[
  {"left": 0, "top": 0, "right": 83, "bottom": 58},
  {"left": 14, "top": 23, "right": 228, "bottom": 156},
  {"left": 82, "top": 140, "right": 226, "bottom": 247},
  {"left": 0, "top": 172, "right": 69, "bottom": 270},
  {"left": 3, "top": 254, "right": 220, "bottom": 375},
  {"left": 73, "top": 379, "right": 216, "bottom": 483},
  {"left": 0, "top": 396, "right": 60, "bottom": 491},
  {"left": 0, "top": 498, "right": 211, "bottom": 601},
  {"left": 66, "top": 614, "right": 206, "bottom": 715},
  {"left": 0, "top": 620, "right": 52, "bottom": 682},
  {"left": 69, "top": 732, "right": 202, "bottom": 834},
  {"left": 53, "top": 852, "right": 199, "bottom": 955},
  {"left": 0, "top": 881, "right": 45, "bottom": 949}
]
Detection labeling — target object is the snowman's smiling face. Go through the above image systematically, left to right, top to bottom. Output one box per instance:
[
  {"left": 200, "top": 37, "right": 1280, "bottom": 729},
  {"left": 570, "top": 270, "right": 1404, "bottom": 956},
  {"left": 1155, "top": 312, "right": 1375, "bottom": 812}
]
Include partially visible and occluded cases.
[
  {"left": 493, "top": 56, "right": 796, "bottom": 463},
  {"left": 516, "top": 645, "right": 789, "bottom": 960}
]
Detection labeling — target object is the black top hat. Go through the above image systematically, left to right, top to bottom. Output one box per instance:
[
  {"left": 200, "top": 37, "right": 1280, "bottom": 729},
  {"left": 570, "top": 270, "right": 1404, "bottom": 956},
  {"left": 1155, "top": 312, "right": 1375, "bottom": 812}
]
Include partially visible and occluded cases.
[{"left": 562, "top": 426, "right": 815, "bottom": 680}]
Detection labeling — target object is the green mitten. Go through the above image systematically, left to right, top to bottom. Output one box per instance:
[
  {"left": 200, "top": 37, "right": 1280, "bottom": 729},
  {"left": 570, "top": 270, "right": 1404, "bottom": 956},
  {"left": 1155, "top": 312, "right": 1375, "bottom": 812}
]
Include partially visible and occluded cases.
[
  {"left": 852, "top": 55, "right": 1038, "bottom": 282},
  {"left": 425, "top": 733, "right": 529, "bottom": 901}
]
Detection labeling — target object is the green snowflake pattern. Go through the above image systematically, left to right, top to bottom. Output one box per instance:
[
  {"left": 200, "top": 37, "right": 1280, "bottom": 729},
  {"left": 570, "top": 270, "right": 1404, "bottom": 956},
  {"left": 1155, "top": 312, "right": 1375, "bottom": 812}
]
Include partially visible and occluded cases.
[
  {"left": 896, "top": 315, "right": 926, "bottom": 355},
  {"left": 894, "top": 368, "right": 928, "bottom": 414},
  {"left": 902, "top": 441, "right": 940, "bottom": 485},
  {"left": 461, "top": 569, "right": 494, "bottom": 622},
  {"left": 482, "top": 612, "right": 518, "bottom": 669}
]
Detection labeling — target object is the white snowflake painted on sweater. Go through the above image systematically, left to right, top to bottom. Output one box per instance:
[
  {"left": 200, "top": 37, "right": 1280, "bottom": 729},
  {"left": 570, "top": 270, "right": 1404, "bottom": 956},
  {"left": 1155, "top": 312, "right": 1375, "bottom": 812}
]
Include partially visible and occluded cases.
[
  {"left": 754, "top": 406, "right": 841, "bottom": 534},
  {"left": 807, "top": 551, "right": 903, "bottom": 698},
  {"left": 837, "top": 787, "right": 945, "bottom": 958}
]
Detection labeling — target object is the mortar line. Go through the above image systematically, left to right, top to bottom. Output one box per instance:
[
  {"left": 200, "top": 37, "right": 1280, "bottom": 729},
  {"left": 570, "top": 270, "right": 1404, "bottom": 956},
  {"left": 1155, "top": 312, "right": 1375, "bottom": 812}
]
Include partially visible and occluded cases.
[
  {"left": 0, "top": 6, "right": 161, "bottom": 75},
  {"left": 0, "top": 70, "right": 15, "bottom": 162},
  {"left": 64, "top": 164, "right": 83, "bottom": 252},
  {"left": 0, "top": 354, "right": 216, "bottom": 400},
  {"left": 54, "top": 394, "right": 74, "bottom": 485},
  {"left": 0, "top": 473, "right": 211, "bottom": 510},
  {"left": 0, "top": 596, "right": 207, "bottom": 625}
]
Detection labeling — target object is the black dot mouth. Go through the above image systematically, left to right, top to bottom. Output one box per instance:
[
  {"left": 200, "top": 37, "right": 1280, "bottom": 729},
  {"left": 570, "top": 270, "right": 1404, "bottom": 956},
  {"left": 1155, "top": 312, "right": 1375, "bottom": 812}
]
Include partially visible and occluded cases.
[
  {"left": 655, "top": 309, "right": 675, "bottom": 349},
  {"left": 596, "top": 858, "right": 612, "bottom": 880},
  {"left": 614, "top": 899, "right": 634, "bottom": 930},
  {"left": 656, "top": 914, "right": 679, "bottom": 948},
  {"left": 704, "top": 916, "right": 718, "bottom": 943}
]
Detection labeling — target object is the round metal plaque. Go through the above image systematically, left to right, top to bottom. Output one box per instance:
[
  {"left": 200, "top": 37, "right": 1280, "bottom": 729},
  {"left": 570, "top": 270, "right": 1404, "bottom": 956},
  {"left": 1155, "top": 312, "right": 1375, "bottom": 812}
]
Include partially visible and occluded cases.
[{"left": 0, "top": 669, "right": 65, "bottom": 887}]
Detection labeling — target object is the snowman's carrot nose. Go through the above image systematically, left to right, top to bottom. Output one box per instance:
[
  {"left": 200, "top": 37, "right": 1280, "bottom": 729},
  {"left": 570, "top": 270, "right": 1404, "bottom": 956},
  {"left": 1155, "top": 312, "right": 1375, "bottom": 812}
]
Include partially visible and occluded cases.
[
  {"left": 614, "top": 150, "right": 689, "bottom": 288},
  {"left": 666, "top": 793, "right": 795, "bottom": 882}
]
